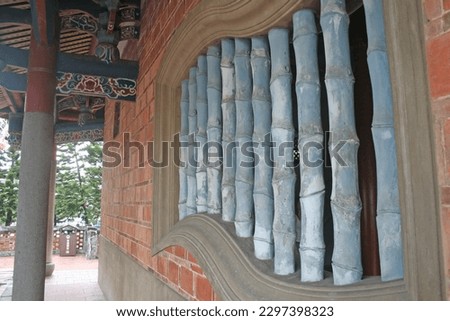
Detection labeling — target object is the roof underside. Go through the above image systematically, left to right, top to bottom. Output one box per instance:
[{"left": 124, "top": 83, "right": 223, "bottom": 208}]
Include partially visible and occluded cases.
[
  {"left": 0, "top": 0, "right": 140, "bottom": 134},
  {"left": 0, "top": 0, "right": 97, "bottom": 119}
]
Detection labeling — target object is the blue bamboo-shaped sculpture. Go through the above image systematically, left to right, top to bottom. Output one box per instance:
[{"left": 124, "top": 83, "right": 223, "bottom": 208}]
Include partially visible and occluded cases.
[
  {"left": 320, "top": 0, "right": 363, "bottom": 285},
  {"left": 363, "top": 0, "right": 403, "bottom": 281},
  {"left": 293, "top": 9, "right": 326, "bottom": 282},
  {"left": 269, "top": 28, "right": 296, "bottom": 275},
  {"left": 251, "top": 36, "right": 274, "bottom": 260},
  {"left": 234, "top": 38, "right": 254, "bottom": 237},
  {"left": 221, "top": 39, "right": 237, "bottom": 222},
  {"left": 206, "top": 45, "right": 223, "bottom": 215},
  {"left": 196, "top": 55, "right": 208, "bottom": 213},
  {"left": 186, "top": 67, "right": 198, "bottom": 216},
  {"left": 179, "top": 79, "right": 189, "bottom": 220}
]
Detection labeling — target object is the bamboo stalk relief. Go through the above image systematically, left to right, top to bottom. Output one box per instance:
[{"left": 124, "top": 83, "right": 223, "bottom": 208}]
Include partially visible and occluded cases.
[
  {"left": 177, "top": 0, "right": 404, "bottom": 285},
  {"left": 320, "top": 0, "right": 363, "bottom": 285},
  {"left": 363, "top": 0, "right": 403, "bottom": 281},
  {"left": 293, "top": 9, "right": 326, "bottom": 282},
  {"left": 269, "top": 28, "right": 296, "bottom": 275},
  {"left": 251, "top": 36, "right": 274, "bottom": 260},
  {"left": 234, "top": 38, "right": 254, "bottom": 237},
  {"left": 221, "top": 39, "right": 237, "bottom": 222},
  {"left": 206, "top": 45, "right": 223, "bottom": 215},
  {"left": 196, "top": 55, "right": 208, "bottom": 213},
  {"left": 186, "top": 67, "right": 198, "bottom": 216},
  {"left": 179, "top": 79, "right": 189, "bottom": 220}
]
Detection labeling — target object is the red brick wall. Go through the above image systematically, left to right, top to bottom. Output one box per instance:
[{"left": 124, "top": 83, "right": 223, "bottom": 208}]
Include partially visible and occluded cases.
[
  {"left": 101, "top": 0, "right": 216, "bottom": 300},
  {"left": 422, "top": 0, "right": 450, "bottom": 298},
  {"left": 1, "top": 229, "right": 88, "bottom": 254},
  {"left": 0, "top": 231, "right": 15, "bottom": 253}
]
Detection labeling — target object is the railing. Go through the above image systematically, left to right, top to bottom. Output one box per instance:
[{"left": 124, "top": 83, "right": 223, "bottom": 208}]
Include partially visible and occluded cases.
[
  {"left": 177, "top": 0, "right": 402, "bottom": 286},
  {"left": 0, "top": 225, "right": 99, "bottom": 257}
]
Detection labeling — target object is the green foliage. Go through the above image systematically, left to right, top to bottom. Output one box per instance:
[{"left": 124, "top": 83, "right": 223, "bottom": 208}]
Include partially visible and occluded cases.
[
  {"left": 0, "top": 142, "right": 102, "bottom": 227},
  {"left": 55, "top": 142, "right": 103, "bottom": 225},
  {"left": 0, "top": 148, "right": 20, "bottom": 226}
]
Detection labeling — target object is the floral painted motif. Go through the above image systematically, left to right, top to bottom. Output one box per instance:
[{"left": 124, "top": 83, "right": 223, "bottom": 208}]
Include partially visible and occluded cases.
[{"left": 56, "top": 72, "right": 136, "bottom": 100}]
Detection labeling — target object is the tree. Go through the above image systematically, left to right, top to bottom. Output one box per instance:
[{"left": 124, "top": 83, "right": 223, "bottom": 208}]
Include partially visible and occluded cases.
[
  {"left": 55, "top": 142, "right": 102, "bottom": 225},
  {"left": 79, "top": 142, "right": 103, "bottom": 224},
  {"left": 0, "top": 148, "right": 20, "bottom": 226}
]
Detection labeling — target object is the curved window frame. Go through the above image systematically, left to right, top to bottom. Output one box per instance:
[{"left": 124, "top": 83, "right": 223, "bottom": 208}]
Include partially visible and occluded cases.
[{"left": 152, "top": 0, "right": 446, "bottom": 300}]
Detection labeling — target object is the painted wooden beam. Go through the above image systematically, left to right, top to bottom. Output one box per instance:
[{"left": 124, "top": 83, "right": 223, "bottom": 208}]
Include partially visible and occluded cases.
[
  {"left": 59, "top": 0, "right": 105, "bottom": 17},
  {"left": 320, "top": 0, "right": 362, "bottom": 285},
  {"left": 363, "top": 0, "right": 403, "bottom": 281},
  {"left": 0, "top": 7, "right": 100, "bottom": 35},
  {"left": 0, "top": 8, "right": 32, "bottom": 25},
  {"left": 293, "top": 9, "right": 326, "bottom": 282},
  {"left": 61, "top": 13, "right": 99, "bottom": 35},
  {"left": 269, "top": 28, "right": 296, "bottom": 276},
  {"left": 251, "top": 36, "right": 274, "bottom": 260},
  {"left": 234, "top": 38, "right": 254, "bottom": 237},
  {"left": 0, "top": 43, "right": 138, "bottom": 100},
  {"left": 0, "top": 44, "right": 138, "bottom": 80},
  {"left": 0, "top": 45, "right": 29, "bottom": 69},
  {"left": 206, "top": 45, "right": 223, "bottom": 215},
  {"left": 57, "top": 52, "right": 138, "bottom": 79},
  {"left": 0, "top": 70, "right": 136, "bottom": 101},
  {"left": 56, "top": 71, "right": 136, "bottom": 101},
  {"left": 0, "top": 72, "right": 27, "bottom": 92},
  {"left": 7, "top": 112, "right": 23, "bottom": 149},
  {"left": 8, "top": 115, "right": 104, "bottom": 149},
  {"left": 54, "top": 120, "right": 104, "bottom": 144}
]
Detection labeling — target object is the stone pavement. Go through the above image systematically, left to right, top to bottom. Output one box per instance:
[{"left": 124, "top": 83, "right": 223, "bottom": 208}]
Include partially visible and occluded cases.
[{"left": 0, "top": 254, "right": 105, "bottom": 301}]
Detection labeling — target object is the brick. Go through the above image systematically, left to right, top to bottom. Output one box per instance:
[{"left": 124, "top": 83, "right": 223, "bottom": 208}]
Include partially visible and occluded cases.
[
  {"left": 168, "top": 0, "right": 179, "bottom": 19},
  {"left": 424, "top": 0, "right": 443, "bottom": 20},
  {"left": 445, "top": 0, "right": 450, "bottom": 11},
  {"left": 174, "top": 1, "right": 186, "bottom": 28},
  {"left": 161, "top": 4, "right": 169, "bottom": 30},
  {"left": 444, "top": 11, "right": 450, "bottom": 31},
  {"left": 425, "top": 17, "right": 443, "bottom": 38},
  {"left": 426, "top": 31, "right": 450, "bottom": 99},
  {"left": 431, "top": 96, "right": 450, "bottom": 119},
  {"left": 149, "top": 103, "right": 156, "bottom": 121},
  {"left": 445, "top": 118, "right": 450, "bottom": 180},
  {"left": 145, "top": 124, "right": 154, "bottom": 141},
  {"left": 442, "top": 186, "right": 450, "bottom": 205},
  {"left": 143, "top": 206, "right": 152, "bottom": 223},
  {"left": 442, "top": 206, "right": 450, "bottom": 269},
  {"left": 143, "top": 227, "right": 152, "bottom": 244},
  {"left": 130, "top": 241, "right": 137, "bottom": 257},
  {"left": 137, "top": 243, "right": 146, "bottom": 261},
  {"left": 173, "top": 246, "right": 186, "bottom": 258},
  {"left": 187, "top": 252, "right": 197, "bottom": 264},
  {"left": 149, "top": 255, "right": 158, "bottom": 270},
  {"left": 157, "top": 255, "right": 168, "bottom": 275},
  {"left": 168, "top": 260, "right": 179, "bottom": 284},
  {"left": 191, "top": 264, "right": 203, "bottom": 274},
  {"left": 180, "top": 266, "right": 194, "bottom": 295},
  {"left": 195, "top": 275, "right": 213, "bottom": 301}
]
